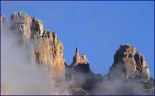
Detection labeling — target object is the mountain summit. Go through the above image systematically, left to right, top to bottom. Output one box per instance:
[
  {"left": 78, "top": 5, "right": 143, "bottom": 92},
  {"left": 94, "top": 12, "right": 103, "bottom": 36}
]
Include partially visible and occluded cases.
[
  {"left": 1, "top": 12, "right": 154, "bottom": 95},
  {"left": 109, "top": 44, "right": 150, "bottom": 80}
]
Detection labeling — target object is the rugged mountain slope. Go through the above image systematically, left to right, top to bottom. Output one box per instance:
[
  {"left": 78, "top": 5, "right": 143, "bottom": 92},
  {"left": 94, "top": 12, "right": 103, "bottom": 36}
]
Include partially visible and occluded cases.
[
  {"left": 1, "top": 12, "right": 154, "bottom": 95},
  {"left": 1, "top": 12, "right": 66, "bottom": 95},
  {"left": 9, "top": 12, "right": 66, "bottom": 80},
  {"left": 104, "top": 44, "right": 154, "bottom": 95},
  {"left": 109, "top": 44, "right": 150, "bottom": 80}
]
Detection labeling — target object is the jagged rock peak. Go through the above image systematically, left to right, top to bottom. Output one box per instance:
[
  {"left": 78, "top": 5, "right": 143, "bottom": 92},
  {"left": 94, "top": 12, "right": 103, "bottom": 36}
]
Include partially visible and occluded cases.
[
  {"left": 8, "top": 12, "right": 65, "bottom": 80},
  {"left": 10, "top": 12, "right": 30, "bottom": 19},
  {"left": 10, "top": 12, "right": 32, "bottom": 46},
  {"left": 31, "top": 17, "right": 44, "bottom": 37},
  {"left": 110, "top": 44, "right": 150, "bottom": 80},
  {"left": 113, "top": 44, "right": 136, "bottom": 66},
  {"left": 70, "top": 48, "right": 91, "bottom": 73},
  {"left": 72, "top": 48, "right": 89, "bottom": 65},
  {"left": 75, "top": 48, "right": 79, "bottom": 54}
]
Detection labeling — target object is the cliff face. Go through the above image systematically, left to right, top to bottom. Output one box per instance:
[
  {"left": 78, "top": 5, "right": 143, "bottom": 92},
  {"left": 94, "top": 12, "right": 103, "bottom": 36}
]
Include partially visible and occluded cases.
[
  {"left": 1, "top": 12, "right": 154, "bottom": 95},
  {"left": 9, "top": 12, "right": 65, "bottom": 80},
  {"left": 110, "top": 44, "right": 150, "bottom": 80}
]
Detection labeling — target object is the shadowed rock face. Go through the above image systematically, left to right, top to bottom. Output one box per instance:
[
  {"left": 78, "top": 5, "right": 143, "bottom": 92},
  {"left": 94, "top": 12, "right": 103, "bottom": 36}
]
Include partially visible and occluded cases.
[
  {"left": 9, "top": 12, "right": 65, "bottom": 80},
  {"left": 110, "top": 44, "right": 150, "bottom": 80},
  {"left": 64, "top": 48, "right": 91, "bottom": 91},
  {"left": 71, "top": 48, "right": 90, "bottom": 73},
  {"left": 134, "top": 53, "right": 150, "bottom": 80},
  {"left": 74, "top": 64, "right": 91, "bottom": 73}
]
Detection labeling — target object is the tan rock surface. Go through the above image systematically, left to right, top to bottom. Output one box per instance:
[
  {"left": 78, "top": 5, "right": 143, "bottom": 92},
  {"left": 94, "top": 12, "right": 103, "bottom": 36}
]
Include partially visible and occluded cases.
[
  {"left": 10, "top": 12, "right": 65, "bottom": 80},
  {"left": 110, "top": 44, "right": 150, "bottom": 80}
]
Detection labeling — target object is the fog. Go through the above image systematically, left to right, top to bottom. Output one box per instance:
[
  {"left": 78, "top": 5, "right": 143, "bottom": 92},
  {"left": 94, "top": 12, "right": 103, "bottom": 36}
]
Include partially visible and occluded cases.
[
  {"left": 1, "top": 22, "right": 51, "bottom": 95},
  {"left": 93, "top": 63, "right": 145, "bottom": 95}
]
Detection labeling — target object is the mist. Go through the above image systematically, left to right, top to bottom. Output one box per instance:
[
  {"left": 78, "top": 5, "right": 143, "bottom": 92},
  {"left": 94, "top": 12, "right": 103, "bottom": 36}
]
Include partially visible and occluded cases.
[
  {"left": 1, "top": 21, "right": 51, "bottom": 95},
  {"left": 93, "top": 64, "right": 144, "bottom": 95}
]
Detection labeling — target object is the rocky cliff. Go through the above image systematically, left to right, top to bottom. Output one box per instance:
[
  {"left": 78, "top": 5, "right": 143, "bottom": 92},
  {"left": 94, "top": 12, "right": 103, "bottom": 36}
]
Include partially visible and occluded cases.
[
  {"left": 1, "top": 12, "right": 154, "bottom": 95},
  {"left": 9, "top": 12, "right": 65, "bottom": 80},
  {"left": 109, "top": 44, "right": 150, "bottom": 80},
  {"left": 71, "top": 48, "right": 90, "bottom": 73}
]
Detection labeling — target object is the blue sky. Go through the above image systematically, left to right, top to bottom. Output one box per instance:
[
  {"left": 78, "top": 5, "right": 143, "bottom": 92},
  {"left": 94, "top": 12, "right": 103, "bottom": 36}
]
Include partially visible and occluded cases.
[{"left": 1, "top": 1, "right": 154, "bottom": 78}]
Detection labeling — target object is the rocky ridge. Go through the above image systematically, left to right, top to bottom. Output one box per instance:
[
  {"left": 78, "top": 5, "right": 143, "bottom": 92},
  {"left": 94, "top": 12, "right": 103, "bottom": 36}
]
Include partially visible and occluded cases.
[
  {"left": 1, "top": 12, "right": 154, "bottom": 95},
  {"left": 9, "top": 12, "right": 66, "bottom": 80},
  {"left": 109, "top": 44, "right": 150, "bottom": 80}
]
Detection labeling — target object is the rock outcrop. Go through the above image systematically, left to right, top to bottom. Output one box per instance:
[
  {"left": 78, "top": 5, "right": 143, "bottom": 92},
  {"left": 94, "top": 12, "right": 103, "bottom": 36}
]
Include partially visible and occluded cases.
[
  {"left": 9, "top": 12, "right": 65, "bottom": 80},
  {"left": 109, "top": 44, "right": 150, "bottom": 80},
  {"left": 94, "top": 45, "right": 153, "bottom": 95},
  {"left": 65, "top": 48, "right": 92, "bottom": 92},
  {"left": 71, "top": 48, "right": 90, "bottom": 73},
  {"left": 134, "top": 53, "right": 150, "bottom": 80}
]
